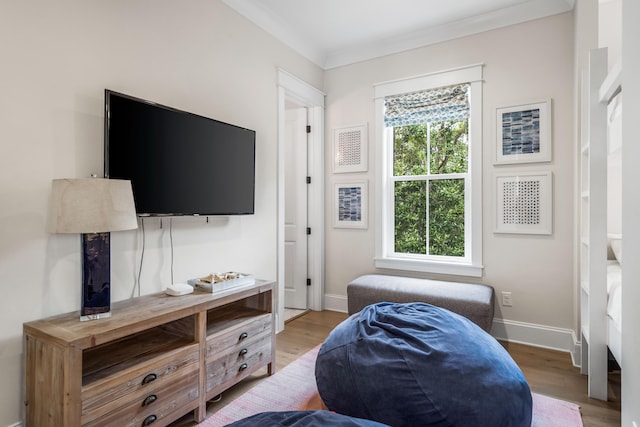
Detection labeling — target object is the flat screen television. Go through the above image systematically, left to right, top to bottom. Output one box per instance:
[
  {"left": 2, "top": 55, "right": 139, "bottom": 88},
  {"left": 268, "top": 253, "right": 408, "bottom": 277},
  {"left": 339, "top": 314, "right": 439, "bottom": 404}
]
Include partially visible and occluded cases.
[{"left": 104, "top": 90, "right": 256, "bottom": 216}]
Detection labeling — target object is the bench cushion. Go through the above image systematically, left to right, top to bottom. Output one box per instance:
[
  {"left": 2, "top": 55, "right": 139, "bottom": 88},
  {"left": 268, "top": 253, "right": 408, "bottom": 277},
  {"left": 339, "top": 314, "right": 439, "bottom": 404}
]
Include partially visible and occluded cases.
[{"left": 347, "top": 274, "right": 495, "bottom": 332}]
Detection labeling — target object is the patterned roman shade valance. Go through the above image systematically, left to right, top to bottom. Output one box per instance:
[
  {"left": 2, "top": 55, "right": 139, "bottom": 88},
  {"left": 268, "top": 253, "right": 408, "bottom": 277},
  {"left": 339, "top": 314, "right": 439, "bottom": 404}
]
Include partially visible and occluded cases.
[{"left": 384, "top": 83, "right": 470, "bottom": 127}]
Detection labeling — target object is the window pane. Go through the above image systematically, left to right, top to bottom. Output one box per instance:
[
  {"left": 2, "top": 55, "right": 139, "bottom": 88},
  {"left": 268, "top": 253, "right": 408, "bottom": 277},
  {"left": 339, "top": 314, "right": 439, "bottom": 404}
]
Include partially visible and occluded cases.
[
  {"left": 430, "top": 120, "right": 468, "bottom": 174},
  {"left": 393, "top": 125, "right": 428, "bottom": 176},
  {"left": 429, "top": 179, "right": 465, "bottom": 256},
  {"left": 394, "top": 180, "right": 426, "bottom": 254}
]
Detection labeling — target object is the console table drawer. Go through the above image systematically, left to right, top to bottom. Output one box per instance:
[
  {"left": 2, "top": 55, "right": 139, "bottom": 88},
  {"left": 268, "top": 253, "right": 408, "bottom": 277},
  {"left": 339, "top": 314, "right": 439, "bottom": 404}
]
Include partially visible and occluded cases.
[
  {"left": 206, "top": 313, "right": 272, "bottom": 357},
  {"left": 205, "top": 336, "right": 271, "bottom": 395},
  {"left": 81, "top": 345, "right": 200, "bottom": 419},
  {"left": 82, "top": 370, "right": 199, "bottom": 427}
]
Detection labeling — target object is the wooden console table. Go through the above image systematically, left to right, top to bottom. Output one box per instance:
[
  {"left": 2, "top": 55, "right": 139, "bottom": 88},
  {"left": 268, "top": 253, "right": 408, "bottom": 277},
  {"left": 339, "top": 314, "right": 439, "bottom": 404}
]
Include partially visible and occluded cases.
[{"left": 23, "top": 280, "right": 275, "bottom": 427}]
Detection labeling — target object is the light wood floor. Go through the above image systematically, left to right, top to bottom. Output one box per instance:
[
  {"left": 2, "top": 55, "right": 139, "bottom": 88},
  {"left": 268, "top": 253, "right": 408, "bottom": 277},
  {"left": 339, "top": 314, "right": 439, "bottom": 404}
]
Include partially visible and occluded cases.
[
  {"left": 172, "top": 310, "right": 621, "bottom": 426},
  {"left": 501, "top": 340, "right": 621, "bottom": 427}
]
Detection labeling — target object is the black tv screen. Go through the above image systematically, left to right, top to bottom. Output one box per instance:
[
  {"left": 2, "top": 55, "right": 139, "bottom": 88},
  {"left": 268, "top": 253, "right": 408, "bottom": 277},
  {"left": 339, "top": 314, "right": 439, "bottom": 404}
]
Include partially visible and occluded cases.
[{"left": 104, "top": 90, "right": 255, "bottom": 216}]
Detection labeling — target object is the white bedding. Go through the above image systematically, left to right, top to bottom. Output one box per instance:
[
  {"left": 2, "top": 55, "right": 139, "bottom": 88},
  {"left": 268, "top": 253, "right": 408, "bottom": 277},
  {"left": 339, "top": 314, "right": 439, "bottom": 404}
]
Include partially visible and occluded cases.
[
  {"left": 606, "top": 259, "right": 622, "bottom": 366},
  {"left": 607, "top": 260, "right": 622, "bottom": 330}
]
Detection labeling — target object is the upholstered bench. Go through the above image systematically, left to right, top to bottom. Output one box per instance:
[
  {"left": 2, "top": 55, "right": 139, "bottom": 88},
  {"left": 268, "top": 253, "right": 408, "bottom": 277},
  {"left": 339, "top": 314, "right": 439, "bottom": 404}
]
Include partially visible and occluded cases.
[{"left": 346, "top": 274, "right": 495, "bottom": 332}]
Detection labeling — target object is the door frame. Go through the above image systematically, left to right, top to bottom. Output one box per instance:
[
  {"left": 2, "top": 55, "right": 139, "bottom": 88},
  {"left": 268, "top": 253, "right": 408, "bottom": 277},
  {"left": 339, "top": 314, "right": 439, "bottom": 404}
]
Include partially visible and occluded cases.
[{"left": 276, "top": 68, "right": 325, "bottom": 332}]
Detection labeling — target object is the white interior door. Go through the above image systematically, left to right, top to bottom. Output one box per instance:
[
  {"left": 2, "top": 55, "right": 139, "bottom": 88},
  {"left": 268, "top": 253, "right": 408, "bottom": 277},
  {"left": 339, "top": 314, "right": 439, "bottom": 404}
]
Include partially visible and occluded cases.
[{"left": 284, "top": 107, "right": 308, "bottom": 309}]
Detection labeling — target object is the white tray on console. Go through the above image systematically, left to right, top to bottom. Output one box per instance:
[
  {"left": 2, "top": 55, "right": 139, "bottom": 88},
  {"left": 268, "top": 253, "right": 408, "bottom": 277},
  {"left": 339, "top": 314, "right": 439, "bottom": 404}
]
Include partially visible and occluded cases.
[{"left": 188, "top": 272, "right": 255, "bottom": 293}]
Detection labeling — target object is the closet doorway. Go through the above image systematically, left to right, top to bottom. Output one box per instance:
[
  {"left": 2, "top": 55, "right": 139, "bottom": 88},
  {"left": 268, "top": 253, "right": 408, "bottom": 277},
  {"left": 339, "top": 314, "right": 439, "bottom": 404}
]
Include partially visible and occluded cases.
[{"left": 277, "top": 69, "right": 325, "bottom": 332}]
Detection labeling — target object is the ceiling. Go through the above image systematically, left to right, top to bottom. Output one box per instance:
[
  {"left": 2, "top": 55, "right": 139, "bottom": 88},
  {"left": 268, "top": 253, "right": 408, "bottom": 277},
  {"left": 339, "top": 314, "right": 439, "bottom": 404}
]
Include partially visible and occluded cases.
[{"left": 222, "top": 0, "right": 575, "bottom": 69}]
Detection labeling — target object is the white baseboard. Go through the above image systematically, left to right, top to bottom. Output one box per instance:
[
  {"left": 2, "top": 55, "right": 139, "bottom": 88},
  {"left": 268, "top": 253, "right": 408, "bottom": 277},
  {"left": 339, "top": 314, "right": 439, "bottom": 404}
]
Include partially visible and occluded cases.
[
  {"left": 323, "top": 293, "right": 348, "bottom": 313},
  {"left": 323, "top": 294, "right": 581, "bottom": 365},
  {"left": 492, "top": 318, "right": 581, "bottom": 366},
  {"left": 7, "top": 422, "right": 23, "bottom": 427}
]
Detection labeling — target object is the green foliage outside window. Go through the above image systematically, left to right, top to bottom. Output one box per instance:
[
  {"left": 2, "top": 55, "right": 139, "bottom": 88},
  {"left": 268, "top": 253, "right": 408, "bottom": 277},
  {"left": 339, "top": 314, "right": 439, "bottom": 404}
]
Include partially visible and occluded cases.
[
  {"left": 393, "top": 120, "right": 468, "bottom": 257},
  {"left": 429, "top": 179, "right": 465, "bottom": 256},
  {"left": 394, "top": 180, "right": 427, "bottom": 254}
]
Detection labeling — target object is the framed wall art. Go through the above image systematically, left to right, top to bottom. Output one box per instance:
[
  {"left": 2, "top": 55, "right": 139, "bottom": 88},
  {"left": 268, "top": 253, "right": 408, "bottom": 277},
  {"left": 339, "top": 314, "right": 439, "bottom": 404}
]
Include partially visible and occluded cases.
[
  {"left": 495, "top": 99, "right": 551, "bottom": 165},
  {"left": 333, "top": 124, "right": 368, "bottom": 173},
  {"left": 495, "top": 171, "right": 552, "bottom": 235},
  {"left": 333, "top": 181, "right": 368, "bottom": 229}
]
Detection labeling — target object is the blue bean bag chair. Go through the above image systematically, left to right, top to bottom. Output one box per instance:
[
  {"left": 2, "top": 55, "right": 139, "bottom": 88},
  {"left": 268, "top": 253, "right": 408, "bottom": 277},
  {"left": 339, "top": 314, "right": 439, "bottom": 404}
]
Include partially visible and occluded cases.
[
  {"left": 315, "top": 302, "right": 532, "bottom": 427},
  {"left": 224, "top": 410, "right": 390, "bottom": 426}
]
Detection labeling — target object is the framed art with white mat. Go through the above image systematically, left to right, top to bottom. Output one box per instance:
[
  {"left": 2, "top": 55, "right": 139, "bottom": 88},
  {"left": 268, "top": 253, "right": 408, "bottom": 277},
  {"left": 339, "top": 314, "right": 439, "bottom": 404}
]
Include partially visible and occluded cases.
[
  {"left": 495, "top": 100, "right": 551, "bottom": 165},
  {"left": 333, "top": 124, "right": 367, "bottom": 173},
  {"left": 495, "top": 171, "right": 552, "bottom": 235},
  {"left": 333, "top": 181, "right": 367, "bottom": 229}
]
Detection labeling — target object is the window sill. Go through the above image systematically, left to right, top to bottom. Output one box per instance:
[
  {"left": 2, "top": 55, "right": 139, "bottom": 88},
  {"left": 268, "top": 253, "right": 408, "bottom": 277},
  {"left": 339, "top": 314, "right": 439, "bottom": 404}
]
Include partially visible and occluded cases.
[{"left": 374, "top": 256, "right": 483, "bottom": 278}]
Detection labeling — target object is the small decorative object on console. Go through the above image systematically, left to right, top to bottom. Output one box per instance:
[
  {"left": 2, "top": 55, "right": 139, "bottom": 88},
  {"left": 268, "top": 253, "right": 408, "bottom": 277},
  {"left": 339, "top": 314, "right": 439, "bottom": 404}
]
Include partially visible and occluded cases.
[
  {"left": 189, "top": 272, "right": 255, "bottom": 292},
  {"left": 165, "top": 283, "right": 194, "bottom": 296}
]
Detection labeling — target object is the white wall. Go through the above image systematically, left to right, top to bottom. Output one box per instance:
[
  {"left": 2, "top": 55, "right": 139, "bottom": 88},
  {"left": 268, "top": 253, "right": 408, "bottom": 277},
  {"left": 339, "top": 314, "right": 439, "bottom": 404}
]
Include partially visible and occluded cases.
[
  {"left": 599, "top": 0, "right": 622, "bottom": 71},
  {"left": 0, "top": 1, "right": 322, "bottom": 425},
  {"left": 323, "top": 13, "right": 576, "bottom": 336}
]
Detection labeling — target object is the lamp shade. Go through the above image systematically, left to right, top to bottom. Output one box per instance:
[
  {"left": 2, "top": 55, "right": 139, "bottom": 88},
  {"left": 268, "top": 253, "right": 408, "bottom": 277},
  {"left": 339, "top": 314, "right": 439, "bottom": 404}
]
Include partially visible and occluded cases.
[{"left": 50, "top": 178, "right": 138, "bottom": 234}]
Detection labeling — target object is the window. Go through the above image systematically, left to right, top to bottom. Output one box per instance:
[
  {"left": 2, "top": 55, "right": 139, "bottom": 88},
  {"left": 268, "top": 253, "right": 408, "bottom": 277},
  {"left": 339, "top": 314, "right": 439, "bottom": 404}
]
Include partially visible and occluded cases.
[{"left": 374, "top": 65, "right": 483, "bottom": 277}]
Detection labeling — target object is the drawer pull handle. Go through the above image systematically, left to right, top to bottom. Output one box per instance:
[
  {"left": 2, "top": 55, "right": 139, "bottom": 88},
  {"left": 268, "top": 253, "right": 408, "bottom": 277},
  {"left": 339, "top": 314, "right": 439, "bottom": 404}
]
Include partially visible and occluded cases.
[
  {"left": 239, "top": 332, "right": 248, "bottom": 341},
  {"left": 239, "top": 348, "right": 248, "bottom": 357},
  {"left": 239, "top": 363, "right": 248, "bottom": 372},
  {"left": 141, "top": 373, "right": 157, "bottom": 385},
  {"left": 142, "top": 394, "right": 157, "bottom": 407},
  {"left": 142, "top": 414, "right": 157, "bottom": 426}
]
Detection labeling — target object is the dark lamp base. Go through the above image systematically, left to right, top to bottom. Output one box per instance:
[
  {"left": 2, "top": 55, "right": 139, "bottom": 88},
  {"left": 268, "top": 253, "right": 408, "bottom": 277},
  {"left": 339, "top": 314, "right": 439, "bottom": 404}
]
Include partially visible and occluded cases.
[{"left": 81, "top": 232, "right": 111, "bottom": 321}]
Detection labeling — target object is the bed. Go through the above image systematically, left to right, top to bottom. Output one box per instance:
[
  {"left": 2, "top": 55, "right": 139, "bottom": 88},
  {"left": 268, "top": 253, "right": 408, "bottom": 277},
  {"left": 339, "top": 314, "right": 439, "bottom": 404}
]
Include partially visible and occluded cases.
[
  {"left": 580, "top": 47, "right": 622, "bottom": 400},
  {"left": 606, "top": 87, "right": 622, "bottom": 368},
  {"left": 606, "top": 242, "right": 622, "bottom": 366}
]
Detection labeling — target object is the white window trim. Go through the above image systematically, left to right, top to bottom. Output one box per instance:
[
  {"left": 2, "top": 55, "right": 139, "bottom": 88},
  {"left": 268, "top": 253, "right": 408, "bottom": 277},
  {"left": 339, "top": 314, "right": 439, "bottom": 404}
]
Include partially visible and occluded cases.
[{"left": 373, "top": 64, "right": 484, "bottom": 277}]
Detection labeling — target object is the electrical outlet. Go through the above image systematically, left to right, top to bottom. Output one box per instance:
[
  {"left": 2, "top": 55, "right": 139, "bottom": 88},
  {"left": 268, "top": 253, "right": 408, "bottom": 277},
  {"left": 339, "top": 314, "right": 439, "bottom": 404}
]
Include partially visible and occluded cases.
[{"left": 501, "top": 291, "right": 513, "bottom": 307}]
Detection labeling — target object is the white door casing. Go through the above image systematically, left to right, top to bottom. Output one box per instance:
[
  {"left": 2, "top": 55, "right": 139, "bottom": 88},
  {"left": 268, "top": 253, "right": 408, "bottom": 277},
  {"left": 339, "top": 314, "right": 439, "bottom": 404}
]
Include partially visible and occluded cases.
[
  {"left": 277, "top": 68, "right": 325, "bottom": 333},
  {"left": 284, "top": 107, "right": 308, "bottom": 309}
]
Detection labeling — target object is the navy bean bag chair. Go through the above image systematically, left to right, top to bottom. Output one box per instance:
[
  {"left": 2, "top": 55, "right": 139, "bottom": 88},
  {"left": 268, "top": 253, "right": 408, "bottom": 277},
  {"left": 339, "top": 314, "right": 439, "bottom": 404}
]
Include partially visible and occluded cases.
[
  {"left": 315, "top": 302, "right": 532, "bottom": 427},
  {"left": 224, "top": 410, "right": 390, "bottom": 426}
]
